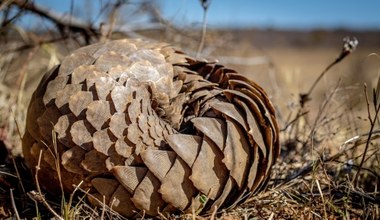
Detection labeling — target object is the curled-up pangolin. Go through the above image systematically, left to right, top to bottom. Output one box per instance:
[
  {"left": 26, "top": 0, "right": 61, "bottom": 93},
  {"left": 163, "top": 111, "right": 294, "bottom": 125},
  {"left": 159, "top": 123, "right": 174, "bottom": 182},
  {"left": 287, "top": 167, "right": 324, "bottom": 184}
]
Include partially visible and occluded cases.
[{"left": 22, "top": 39, "right": 280, "bottom": 217}]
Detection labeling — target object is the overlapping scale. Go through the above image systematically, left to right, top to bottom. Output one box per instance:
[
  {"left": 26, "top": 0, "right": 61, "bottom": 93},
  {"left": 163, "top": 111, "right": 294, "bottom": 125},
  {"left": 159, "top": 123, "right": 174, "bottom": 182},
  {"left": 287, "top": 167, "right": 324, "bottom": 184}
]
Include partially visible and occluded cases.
[{"left": 23, "top": 39, "right": 280, "bottom": 217}]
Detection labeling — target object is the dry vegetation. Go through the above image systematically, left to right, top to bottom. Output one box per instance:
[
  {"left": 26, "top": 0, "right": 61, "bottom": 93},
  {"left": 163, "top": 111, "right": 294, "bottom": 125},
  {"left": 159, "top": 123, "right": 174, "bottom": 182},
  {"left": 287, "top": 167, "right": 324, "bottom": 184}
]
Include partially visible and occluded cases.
[{"left": 0, "top": 0, "right": 380, "bottom": 219}]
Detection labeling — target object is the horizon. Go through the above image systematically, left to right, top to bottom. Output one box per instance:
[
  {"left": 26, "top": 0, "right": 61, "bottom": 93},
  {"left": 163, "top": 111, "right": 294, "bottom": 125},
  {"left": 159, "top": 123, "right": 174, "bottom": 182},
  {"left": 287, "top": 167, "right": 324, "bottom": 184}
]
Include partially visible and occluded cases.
[{"left": 12, "top": 0, "right": 380, "bottom": 31}]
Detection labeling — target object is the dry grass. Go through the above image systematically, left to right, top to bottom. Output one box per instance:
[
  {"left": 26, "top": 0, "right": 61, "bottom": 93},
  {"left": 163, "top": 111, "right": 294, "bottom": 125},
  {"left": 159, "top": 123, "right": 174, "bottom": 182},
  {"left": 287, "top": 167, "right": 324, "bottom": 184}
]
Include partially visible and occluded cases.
[{"left": 0, "top": 27, "right": 380, "bottom": 219}]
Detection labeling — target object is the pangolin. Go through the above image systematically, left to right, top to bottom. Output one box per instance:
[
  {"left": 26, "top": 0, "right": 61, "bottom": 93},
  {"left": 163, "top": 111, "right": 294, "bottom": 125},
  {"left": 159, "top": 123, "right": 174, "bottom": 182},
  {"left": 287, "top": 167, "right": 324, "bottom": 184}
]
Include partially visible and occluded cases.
[{"left": 22, "top": 39, "right": 280, "bottom": 217}]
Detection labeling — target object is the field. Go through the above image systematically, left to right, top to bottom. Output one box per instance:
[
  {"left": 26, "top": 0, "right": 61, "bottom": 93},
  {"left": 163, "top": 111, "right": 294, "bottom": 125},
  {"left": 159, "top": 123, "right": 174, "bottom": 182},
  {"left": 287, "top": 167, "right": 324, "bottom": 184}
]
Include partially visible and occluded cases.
[{"left": 1, "top": 24, "right": 380, "bottom": 219}]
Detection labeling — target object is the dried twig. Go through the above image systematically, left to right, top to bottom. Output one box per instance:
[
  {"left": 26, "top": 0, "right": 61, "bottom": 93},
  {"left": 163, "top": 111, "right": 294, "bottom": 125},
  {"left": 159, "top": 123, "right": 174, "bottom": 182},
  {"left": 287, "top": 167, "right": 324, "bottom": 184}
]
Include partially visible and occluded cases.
[
  {"left": 5, "top": 0, "right": 167, "bottom": 44},
  {"left": 7, "top": 0, "right": 99, "bottom": 43},
  {"left": 197, "top": 0, "right": 211, "bottom": 57},
  {"left": 0, "top": 1, "right": 24, "bottom": 28},
  {"left": 282, "top": 37, "right": 358, "bottom": 132},
  {"left": 299, "top": 37, "right": 358, "bottom": 107},
  {"left": 304, "top": 79, "right": 341, "bottom": 147},
  {"left": 353, "top": 79, "right": 380, "bottom": 187},
  {"left": 281, "top": 111, "right": 309, "bottom": 132},
  {"left": 280, "top": 129, "right": 380, "bottom": 186},
  {"left": 34, "top": 150, "right": 64, "bottom": 220},
  {"left": 74, "top": 186, "right": 127, "bottom": 220},
  {"left": 10, "top": 188, "right": 20, "bottom": 220},
  {"left": 100, "top": 195, "right": 106, "bottom": 220},
  {"left": 209, "top": 205, "right": 218, "bottom": 220}
]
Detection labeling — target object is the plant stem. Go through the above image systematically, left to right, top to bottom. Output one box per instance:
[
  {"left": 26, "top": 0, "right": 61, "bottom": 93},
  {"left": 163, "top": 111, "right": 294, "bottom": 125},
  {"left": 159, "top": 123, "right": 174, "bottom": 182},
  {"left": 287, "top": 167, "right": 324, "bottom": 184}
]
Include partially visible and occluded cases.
[
  {"left": 197, "top": 0, "right": 210, "bottom": 57},
  {"left": 353, "top": 85, "right": 380, "bottom": 187}
]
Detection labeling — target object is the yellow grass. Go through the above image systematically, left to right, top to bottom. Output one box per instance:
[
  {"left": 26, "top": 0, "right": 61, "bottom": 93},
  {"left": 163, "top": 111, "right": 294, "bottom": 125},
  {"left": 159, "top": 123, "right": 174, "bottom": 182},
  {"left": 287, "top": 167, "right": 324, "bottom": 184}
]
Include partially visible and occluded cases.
[{"left": 0, "top": 28, "right": 379, "bottom": 219}]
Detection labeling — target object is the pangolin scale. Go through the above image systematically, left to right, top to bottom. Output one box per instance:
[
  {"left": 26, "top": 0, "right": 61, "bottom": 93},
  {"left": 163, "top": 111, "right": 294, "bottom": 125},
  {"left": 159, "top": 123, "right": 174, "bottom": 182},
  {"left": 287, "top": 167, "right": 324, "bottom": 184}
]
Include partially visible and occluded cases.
[{"left": 22, "top": 39, "right": 280, "bottom": 217}]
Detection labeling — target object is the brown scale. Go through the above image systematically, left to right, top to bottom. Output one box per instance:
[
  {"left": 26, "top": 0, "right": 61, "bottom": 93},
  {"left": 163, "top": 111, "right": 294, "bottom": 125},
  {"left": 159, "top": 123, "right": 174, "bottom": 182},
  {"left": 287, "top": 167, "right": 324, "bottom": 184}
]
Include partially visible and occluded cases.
[{"left": 23, "top": 38, "right": 280, "bottom": 217}]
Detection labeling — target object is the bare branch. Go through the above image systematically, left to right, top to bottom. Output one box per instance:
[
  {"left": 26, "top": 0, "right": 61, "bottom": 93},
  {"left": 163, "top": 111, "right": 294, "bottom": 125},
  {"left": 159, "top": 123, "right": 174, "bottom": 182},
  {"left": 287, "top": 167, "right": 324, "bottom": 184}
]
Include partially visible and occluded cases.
[{"left": 7, "top": 0, "right": 99, "bottom": 43}]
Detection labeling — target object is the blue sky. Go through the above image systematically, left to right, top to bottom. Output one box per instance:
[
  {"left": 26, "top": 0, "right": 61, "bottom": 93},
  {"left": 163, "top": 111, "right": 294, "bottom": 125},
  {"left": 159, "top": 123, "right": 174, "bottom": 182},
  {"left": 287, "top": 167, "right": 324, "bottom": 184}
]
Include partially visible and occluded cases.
[
  {"left": 27, "top": 0, "right": 380, "bottom": 30},
  {"left": 160, "top": 0, "right": 380, "bottom": 30}
]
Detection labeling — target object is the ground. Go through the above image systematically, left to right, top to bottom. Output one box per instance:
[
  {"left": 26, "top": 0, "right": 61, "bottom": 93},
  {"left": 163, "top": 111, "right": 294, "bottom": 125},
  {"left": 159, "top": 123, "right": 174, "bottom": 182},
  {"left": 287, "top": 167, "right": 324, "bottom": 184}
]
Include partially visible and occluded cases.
[{"left": 0, "top": 28, "right": 379, "bottom": 219}]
